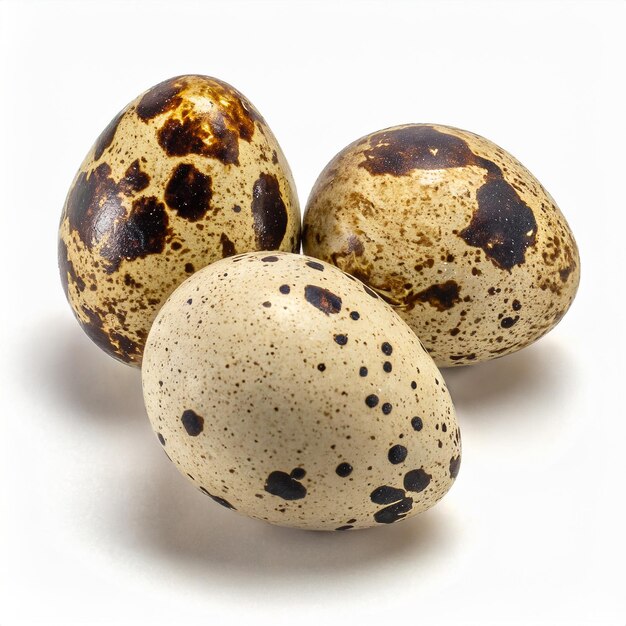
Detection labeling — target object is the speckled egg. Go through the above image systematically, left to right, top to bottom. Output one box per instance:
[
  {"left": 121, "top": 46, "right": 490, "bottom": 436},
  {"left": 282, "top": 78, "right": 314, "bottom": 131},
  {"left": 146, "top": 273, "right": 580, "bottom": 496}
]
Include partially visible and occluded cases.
[
  {"left": 59, "top": 75, "right": 300, "bottom": 366},
  {"left": 303, "top": 124, "right": 580, "bottom": 367},
  {"left": 142, "top": 252, "right": 460, "bottom": 530}
]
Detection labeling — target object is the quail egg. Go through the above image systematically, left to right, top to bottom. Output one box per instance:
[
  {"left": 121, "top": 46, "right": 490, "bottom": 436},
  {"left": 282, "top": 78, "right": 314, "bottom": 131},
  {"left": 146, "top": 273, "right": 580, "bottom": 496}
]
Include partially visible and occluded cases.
[
  {"left": 59, "top": 75, "right": 300, "bottom": 365},
  {"left": 142, "top": 252, "right": 461, "bottom": 530}
]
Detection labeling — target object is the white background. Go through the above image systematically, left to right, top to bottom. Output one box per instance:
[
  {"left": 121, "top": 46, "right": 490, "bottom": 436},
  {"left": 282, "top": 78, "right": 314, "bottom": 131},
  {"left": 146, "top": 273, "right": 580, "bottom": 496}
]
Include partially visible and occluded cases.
[{"left": 1, "top": 1, "right": 624, "bottom": 624}]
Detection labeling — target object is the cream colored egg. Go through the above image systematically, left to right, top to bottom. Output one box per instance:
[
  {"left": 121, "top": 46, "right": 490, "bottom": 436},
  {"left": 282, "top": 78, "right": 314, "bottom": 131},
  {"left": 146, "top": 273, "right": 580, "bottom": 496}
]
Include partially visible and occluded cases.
[
  {"left": 59, "top": 75, "right": 300, "bottom": 366},
  {"left": 303, "top": 124, "right": 580, "bottom": 367},
  {"left": 142, "top": 252, "right": 460, "bottom": 530}
]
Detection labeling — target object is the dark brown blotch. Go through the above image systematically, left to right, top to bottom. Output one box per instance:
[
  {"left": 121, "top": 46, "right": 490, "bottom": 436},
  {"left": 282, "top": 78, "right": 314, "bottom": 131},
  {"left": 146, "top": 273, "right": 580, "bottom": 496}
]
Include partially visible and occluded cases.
[
  {"left": 136, "top": 77, "right": 184, "bottom": 121},
  {"left": 153, "top": 77, "right": 258, "bottom": 165},
  {"left": 93, "top": 109, "right": 124, "bottom": 160},
  {"left": 158, "top": 116, "right": 236, "bottom": 164},
  {"left": 357, "top": 124, "right": 538, "bottom": 270},
  {"left": 359, "top": 125, "right": 500, "bottom": 177},
  {"left": 119, "top": 159, "right": 150, "bottom": 196},
  {"left": 64, "top": 163, "right": 170, "bottom": 273},
  {"left": 65, "top": 163, "right": 124, "bottom": 250},
  {"left": 164, "top": 163, "right": 212, "bottom": 221},
  {"left": 251, "top": 173, "right": 288, "bottom": 250},
  {"left": 460, "top": 178, "right": 537, "bottom": 270},
  {"left": 100, "top": 196, "right": 170, "bottom": 273},
  {"left": 220, "top": 233, "right": 237, "bottom": 258},
  {"left": 58, "top": 240, "right": 85, "bottom": 297},
  {"left": 409, "top": 280, "right": 461, "bottom": 312},
  {"left": 304, "top": 285, "right": 342, "bottom": 315},
  {"left": 77, "top": 305, "right": 140, "bottom": 364},
  {"left": 79, "top": 306, "right": 116, "bottom": 357},
  {"left": 109, "top": 331, "right": 140, "bottom": 361}
]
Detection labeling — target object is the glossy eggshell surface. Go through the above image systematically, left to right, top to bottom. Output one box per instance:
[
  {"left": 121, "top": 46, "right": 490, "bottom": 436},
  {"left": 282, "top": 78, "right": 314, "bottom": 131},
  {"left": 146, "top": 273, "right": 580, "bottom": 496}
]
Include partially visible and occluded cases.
[
  {"left": 59, "top": 75, "right": 300, "bottom": 366},
  {"left": 303, "top": 124, "right": 580, "bottom": 367},
  {"left": 142, "top": 252, "right": 460, "bottom": 531}
]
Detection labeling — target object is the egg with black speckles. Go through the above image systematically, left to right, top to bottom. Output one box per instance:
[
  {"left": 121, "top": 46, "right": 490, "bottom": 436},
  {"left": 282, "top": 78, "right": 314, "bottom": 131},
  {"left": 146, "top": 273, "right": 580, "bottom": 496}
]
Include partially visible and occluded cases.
[
  {"left": 59, "top": 75, "right": 300, "bottom": 366},
  {"left": 303, "top": 123, "right": 580, "bottom": 367},
  {"left": 142, "top": 251, "right": 461, "bottom": 530}
]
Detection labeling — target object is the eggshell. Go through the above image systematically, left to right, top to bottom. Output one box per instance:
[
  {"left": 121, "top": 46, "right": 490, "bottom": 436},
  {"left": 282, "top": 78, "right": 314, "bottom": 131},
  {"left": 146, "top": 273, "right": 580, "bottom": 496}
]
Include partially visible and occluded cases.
[
  {"left": 59, "top": 75, "right": 300, "bottom": 366},
  {"left": 303, "top": 124, "right": 580, "bottom": 366},
  {"left": 142, "top": 252, "right": 460, "bottom": 530}
]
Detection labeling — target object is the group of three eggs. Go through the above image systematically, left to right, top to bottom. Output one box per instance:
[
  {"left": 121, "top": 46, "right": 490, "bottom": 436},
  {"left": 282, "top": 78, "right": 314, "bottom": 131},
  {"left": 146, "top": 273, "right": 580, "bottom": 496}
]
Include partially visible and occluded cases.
[{"left": 58, "top": 75, "right": 579, "bottom": 530}]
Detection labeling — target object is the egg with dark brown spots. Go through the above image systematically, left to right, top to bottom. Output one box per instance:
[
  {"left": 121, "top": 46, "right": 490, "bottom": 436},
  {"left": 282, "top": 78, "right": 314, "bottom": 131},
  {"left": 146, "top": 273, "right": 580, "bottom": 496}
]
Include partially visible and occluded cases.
[
  {"left": 59, "top": 75, "right": 300, "bottom": 366},
  {"left": 303, "top": 124, "right": 580, "bottom": 367},
  {"left": 142, "top": 252, "right": 460, "bottom": 530}
]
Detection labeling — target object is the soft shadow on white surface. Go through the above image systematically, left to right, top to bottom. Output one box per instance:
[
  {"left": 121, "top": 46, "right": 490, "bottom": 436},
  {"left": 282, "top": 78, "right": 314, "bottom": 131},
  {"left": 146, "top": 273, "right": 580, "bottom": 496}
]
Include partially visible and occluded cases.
[
  {"left": 25, "top": 315, "right": 145, "bottom": 424},
  {"left": 442, "top": 338, "right": 572, "bottom": 418},
  {"left": 111, "top": 451, "right": 460, "bottom": 585}
]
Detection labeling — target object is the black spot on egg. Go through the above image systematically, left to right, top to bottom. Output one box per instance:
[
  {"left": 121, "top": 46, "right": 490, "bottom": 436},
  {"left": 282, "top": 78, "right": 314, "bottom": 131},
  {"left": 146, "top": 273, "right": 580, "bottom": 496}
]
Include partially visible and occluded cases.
[
  {"left": 306, "top": 260, "right": 324, "bottom": 271},
  {"left": 363, "top": 284, "right": 379, "bottom": 298},
  {"left": 501, "top": 315, "right": 520, "bottom": 328},
  {"left": 381, "top": 342, "right": 393, "bottom": 355},
  {"left": 365, "top": 394, "right": 379, "bottom": 408},
  {"left": 181, "top": 409, "right": 204, "bottom": 436},
  {"left": 411, "top": 416, "right": 423, "bottom": 431},
  {"left": 388, "top": 445, "right": 407, "bottom": 464},
  {"left": 449, "top": 455, "right": 461, "bottom": 479},
  {"left": 336, "top": 462, "right": 353, "bottom": 477},
  {"left": 403, "top": 468, "right": 432, "bottom": 493},
  {"left": 264, "top": 471, "right": 307, "bottom": 500},
  {"left": 370, "top": 485, "right": 405, "bottom": 504},
  {"left": 199, "top": 486, "right": 236, "bottom": 509},
  {"left": 373, "top": 497, "right": 414, "bottom": 524}
]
